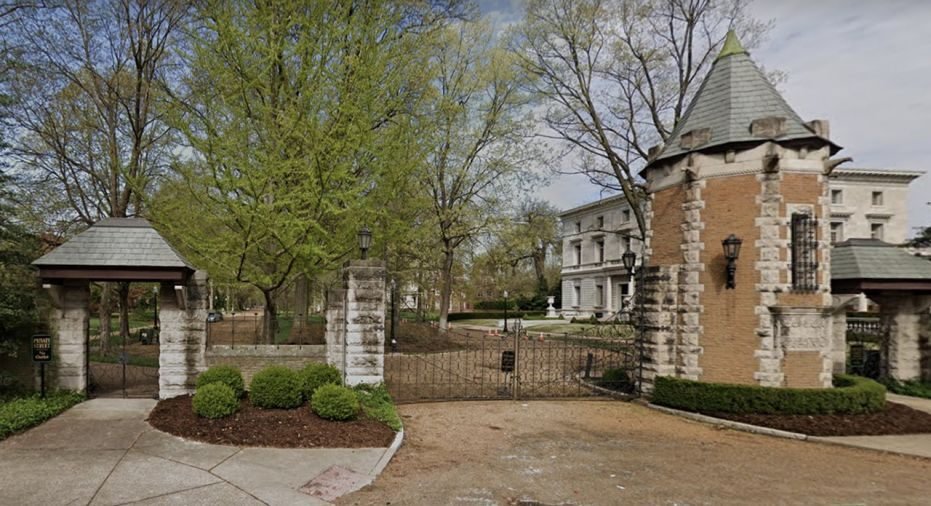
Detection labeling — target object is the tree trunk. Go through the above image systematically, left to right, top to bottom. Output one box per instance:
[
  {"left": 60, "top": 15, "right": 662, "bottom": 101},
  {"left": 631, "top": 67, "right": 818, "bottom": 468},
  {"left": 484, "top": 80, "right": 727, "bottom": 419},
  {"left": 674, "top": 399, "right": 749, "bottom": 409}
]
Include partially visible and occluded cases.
[
  {"left": 438, "top": 248, "right": 455, "bottom": 330},
  {"left": 532, "top": 249, "right": 548, "bottom": 295},
  {"left": 294, "top": 273, "right": 308, "bottom": 321},
  {"left": 118, "top": 282, "right": 131, "bottom": 342},
  {"left": 99, "top": 283, "right": 112, "bottom": 355},
  {"left": 262, "top": 290, "right": 278, "bottom": 344}
]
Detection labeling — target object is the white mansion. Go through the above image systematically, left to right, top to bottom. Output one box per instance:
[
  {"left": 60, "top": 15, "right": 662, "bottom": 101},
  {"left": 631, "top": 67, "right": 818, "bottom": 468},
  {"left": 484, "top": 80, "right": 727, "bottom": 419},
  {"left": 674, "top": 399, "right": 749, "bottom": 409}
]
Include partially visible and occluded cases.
[{"left": 559, "top": 168, "right": 923, "bottom": 318}]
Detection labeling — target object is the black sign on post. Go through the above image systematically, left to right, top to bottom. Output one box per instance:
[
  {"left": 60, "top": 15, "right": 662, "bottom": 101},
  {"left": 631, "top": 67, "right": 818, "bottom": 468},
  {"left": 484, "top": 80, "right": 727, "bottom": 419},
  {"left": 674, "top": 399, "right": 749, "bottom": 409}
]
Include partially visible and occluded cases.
[
  {"left": 32, "top": 335, "right": 52, "bottom": 362},
  {"left": 32, "top": 335, "right": 52, "bottom": 398},
  {"left": 500, "top": 350, "right": 515, "bottom": 373}
]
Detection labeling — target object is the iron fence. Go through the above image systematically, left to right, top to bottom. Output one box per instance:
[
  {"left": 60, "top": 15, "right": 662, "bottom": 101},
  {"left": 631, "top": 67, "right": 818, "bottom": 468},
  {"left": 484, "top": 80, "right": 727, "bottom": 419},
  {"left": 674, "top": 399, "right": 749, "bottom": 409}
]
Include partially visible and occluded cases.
[
  {"left": 206, "top": 313, "right": 326, "bottom": 347},
  {"left": 384, "top": 323, "right": 638, "bottom": 403}
]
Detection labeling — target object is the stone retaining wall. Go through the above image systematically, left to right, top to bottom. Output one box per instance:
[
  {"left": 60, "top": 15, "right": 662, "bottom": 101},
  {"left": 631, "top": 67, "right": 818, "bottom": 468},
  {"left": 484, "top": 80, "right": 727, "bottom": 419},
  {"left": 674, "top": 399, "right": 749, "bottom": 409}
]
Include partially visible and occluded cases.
[{"left": 205, "top": 345, "right": 327, "bottom": 385}]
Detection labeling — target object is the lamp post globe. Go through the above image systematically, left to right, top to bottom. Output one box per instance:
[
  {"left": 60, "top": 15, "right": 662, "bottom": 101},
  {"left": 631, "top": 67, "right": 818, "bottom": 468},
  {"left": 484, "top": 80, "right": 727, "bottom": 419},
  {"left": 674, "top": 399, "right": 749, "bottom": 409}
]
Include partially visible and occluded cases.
[{"left": 358, "top": 226, "right": 372, "bottom": 260}]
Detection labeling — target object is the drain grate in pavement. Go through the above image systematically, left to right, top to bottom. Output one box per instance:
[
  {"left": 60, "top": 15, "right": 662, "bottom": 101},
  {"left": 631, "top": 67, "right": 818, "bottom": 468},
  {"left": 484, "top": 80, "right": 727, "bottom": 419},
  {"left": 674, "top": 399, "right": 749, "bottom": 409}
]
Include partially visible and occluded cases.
[{"left": 300, "top": 465, "right": 372, "bottom": 502}]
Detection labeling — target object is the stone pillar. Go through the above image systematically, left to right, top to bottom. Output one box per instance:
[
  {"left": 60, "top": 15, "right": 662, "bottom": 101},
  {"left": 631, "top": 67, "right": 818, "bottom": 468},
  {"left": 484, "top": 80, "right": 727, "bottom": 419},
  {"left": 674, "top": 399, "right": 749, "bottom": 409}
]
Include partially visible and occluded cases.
[
  {"left": 324, "top": 260, "right": 386, "bottom": 386},
  {"left": 639, "top": 266, "right": 679, "bottom": 393},
  {"left": 158, "top": 270, "right": 209, "bottom": 399},
  {"left": 49, "top": 281, "right": 90, "bottom": 392},
  {"left": 325, "top": 287, "right": 347, "bottom": 372},
  {"left": 877, "top": 294, "right": 931, "bottom": 382},
  {"left": 831, "top": 311, "right": 847, "bottom": 375}
]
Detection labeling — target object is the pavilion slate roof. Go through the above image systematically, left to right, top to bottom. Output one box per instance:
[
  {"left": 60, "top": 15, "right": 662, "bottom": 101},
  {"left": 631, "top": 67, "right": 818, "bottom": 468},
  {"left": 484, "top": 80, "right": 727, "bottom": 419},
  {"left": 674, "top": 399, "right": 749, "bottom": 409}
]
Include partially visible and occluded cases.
[
  {"left": 647, "top": 31, "right": 839, "bottom": 167},
  {"left": 33, "top": 218, "right": 194, "bottom": 269},
  {"left": 831, "top": 239, "right": 931, "bottom": 281}
]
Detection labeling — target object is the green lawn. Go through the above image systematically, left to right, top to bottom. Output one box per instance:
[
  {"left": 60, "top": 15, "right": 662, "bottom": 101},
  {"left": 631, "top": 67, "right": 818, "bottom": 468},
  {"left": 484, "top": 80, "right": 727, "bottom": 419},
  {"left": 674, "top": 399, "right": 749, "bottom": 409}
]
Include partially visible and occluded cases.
[
  {"left": 89, "top": 313, "right": 156, "bottom": 334},
  {"left": 450, "top": 319, "right": 501, "bottom": 327}
]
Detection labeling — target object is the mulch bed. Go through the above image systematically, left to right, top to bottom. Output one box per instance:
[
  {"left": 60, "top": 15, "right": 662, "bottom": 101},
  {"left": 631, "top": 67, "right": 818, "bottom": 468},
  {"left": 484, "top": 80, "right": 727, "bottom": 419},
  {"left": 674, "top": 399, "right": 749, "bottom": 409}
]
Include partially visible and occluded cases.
[
  {"left": 147, "top": 395, "right": 395, "bottom": 448},
  {"left": 709, "top": 402, "right": 931, "bottom": 437}
]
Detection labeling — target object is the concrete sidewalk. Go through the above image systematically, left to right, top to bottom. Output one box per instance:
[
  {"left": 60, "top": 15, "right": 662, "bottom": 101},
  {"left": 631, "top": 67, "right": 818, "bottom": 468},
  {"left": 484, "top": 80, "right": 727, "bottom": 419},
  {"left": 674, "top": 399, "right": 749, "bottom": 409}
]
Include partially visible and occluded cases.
[
  {"left": 816, "top": 393, "right": 931, "bottom": 459},
  {"left": 0, "top": 398, "right": 400, "bottom": 505}
]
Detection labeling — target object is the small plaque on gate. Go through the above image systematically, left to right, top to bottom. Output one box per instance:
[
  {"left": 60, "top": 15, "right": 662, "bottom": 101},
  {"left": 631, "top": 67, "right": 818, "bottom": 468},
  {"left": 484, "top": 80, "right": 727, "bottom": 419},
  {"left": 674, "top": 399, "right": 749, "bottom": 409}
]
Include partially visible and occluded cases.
[
  {"left": 32, "top": 335, "right": 52, "bottom": 362},
  {"left": 500, "top": 350, "right": 515, "bottom": 373}
]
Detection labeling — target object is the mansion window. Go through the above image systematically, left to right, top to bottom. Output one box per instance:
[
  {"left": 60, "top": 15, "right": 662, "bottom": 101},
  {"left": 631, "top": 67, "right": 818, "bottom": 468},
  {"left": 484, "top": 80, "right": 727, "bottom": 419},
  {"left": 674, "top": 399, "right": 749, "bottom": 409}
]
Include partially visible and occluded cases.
[
  {"left": 830, "top": 189, "right": 843, "bottom": 205},
  {"left": 872, "top": 191, "right": 884, "bottom": 206},
  {"left": 622, "top": 209, "right": 631, "bottom": 222},
  {"left": 790, "top": 213, "right": 818, "bottom": 291},
  {"left": 596, "top": 216, "right": 604, "bottom": 229},
  {"left": 574, "top": 221, "right": 581, "bottom": 233},
  {"left": 830, "top": 222, "right": 844, "bottom": 244},
  {"left": 871, "top": 223, "right": 884, "bottom": 241},
  {"left": 622, "top": 234, "right": 632, "bottom": 252},
  {"left": 596, "top": 240, "right": 605, "bottom": 263},
  {"left": 574, "top": 243, "right": 582, "bottom": 265},
  {"left": 573, "top": 284, "right": 581, "bottom": 306},
  {"left": 595, "top": 284, "right": 604, "bottom": 307}
]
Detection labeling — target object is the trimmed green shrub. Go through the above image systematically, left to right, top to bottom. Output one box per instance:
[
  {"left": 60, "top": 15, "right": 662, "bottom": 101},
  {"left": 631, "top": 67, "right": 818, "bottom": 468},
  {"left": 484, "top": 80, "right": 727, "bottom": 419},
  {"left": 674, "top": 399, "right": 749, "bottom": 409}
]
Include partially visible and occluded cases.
[
  {"left": 447, "top": 311, "right": 543, "bottom": 322},
  {"left": 299, "top": 363, "right": 342, "bottom": 400},
  {"left": 196, "top": 365, "right": 245, "bottom": 398},
  {"left": 250, "top": 366, "right": 303, "bottom": 409},
  {"left": 599, "top": 368, "right": 634, "bottom": 393},
  {"left": 652, "top": 374, "right": 885, "bottom": 415},
  {"left": 881, "top": 378, "right": 931, "bottom": 399},
  {"left": 192, "top": 383, "right": 239, "bottom": 419},
  {"left": 354, "top": 383, "right": 402, "bottom": 431},
  {"left": 311, "top": 384, "right": 360, "bottom": 421},
  {"left": 0, "top": 391, "right": 85, "bottom": 440}
]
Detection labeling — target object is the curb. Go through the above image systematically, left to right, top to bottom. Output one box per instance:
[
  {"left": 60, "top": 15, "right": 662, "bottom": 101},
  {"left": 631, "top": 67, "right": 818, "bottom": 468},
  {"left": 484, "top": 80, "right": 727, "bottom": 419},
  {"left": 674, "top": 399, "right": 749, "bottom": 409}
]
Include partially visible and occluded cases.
[
  {"left": 576, "top": 376, "right": 637, "bottom": 401},
  {"left": 645, "top": 403, "right": 931, "bottom": 461},
  {"left": 646, "top": 404, "right": 809, "bottom": 440},
  {"left": 370, "top": 429, "right": 404, "bottom": 476},
  {"left": 806, "top": 436, "right": 931, "bottom": 461}
]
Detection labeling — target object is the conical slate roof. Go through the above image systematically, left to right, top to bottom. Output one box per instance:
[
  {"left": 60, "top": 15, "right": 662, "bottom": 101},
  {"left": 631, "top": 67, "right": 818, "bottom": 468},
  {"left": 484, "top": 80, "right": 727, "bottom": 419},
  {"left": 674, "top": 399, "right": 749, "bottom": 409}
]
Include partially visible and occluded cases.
[
  {"left": 647, "top": 31, "right": 839, "bottom": 167},
  {"left": 33, "top": 218, "right": 194, "bottom": 269}
]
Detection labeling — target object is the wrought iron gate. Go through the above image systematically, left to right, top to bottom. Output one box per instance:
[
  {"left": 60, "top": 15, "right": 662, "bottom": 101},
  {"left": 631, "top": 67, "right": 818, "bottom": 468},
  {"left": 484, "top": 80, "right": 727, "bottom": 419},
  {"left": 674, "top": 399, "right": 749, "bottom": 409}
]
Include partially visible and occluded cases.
[
  {"left": 846, "top": 316, "right": 884, "bottom": 379},
  {"left": 385, "top": 323, "right": 639, "bottom": 403},
  {"left": 88, "top": 326, "right": 160, "bottom": 398}
]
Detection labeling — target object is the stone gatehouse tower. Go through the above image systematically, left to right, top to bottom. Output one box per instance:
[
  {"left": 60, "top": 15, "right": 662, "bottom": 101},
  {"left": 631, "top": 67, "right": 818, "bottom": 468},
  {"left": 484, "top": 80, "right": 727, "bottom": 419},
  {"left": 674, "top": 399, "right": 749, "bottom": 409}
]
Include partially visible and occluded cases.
[{"left": 641, "top": 32, "right": 844, "bottom": 390}]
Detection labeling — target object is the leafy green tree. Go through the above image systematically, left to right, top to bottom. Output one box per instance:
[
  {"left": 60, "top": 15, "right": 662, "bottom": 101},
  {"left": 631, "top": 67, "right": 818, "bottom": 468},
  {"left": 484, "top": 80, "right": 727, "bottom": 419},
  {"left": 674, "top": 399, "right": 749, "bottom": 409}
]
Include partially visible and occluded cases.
[
  {"left": 155, "top": 1, "right": 459, "bottom": 341},
  {"left": 0, "top": 170, "right": 40, "bottom": 359}
]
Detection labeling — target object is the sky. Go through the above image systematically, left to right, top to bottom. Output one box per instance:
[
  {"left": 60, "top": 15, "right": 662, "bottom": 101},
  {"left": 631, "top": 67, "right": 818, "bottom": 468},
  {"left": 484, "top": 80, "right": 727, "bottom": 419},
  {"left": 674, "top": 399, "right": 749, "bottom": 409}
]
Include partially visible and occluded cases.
[{"left": 479, "top": 0, "right": 931, "bottom": 236}]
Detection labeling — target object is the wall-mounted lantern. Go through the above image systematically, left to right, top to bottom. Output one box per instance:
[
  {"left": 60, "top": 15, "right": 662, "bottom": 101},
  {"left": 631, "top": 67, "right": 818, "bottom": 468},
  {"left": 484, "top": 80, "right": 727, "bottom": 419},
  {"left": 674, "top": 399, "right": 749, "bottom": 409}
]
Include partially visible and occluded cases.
[
  {"left": 358, "top": 226, "right": 372, "bottom": 260},
  {"left": 722, "top": 234, "right": 743, "bottom": 289},
  {"left": 622, "top": 247, "right": 637, "bottom": 273}
]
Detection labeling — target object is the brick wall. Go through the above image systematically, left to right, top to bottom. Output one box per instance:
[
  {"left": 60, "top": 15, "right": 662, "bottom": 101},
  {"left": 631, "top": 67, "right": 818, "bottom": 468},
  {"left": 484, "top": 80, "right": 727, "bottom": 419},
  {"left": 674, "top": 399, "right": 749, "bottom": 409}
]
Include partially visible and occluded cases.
[
  {"left": 698, "top": 175, "right": 761, "bottom": 385},
  {"left": 650, "top": 186, "right": 686, "bottom": 266},
  {"left": 205, "top": 345, "right": 326, "bottom": 386},
  {"left": 783, "top": 351, "right": 824, "bottom": 388}
]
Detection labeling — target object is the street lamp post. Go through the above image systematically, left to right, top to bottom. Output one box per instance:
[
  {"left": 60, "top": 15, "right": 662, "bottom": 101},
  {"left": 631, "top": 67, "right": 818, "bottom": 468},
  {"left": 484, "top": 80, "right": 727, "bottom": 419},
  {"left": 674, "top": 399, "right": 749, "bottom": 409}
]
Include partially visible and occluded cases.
[
  {"left": 358, "top": 226, "right": 372, "bottom": 260},
  {"left": 152, "top": 286, "right": 158, "bottom": 329},
  {"left": 503, "top": 290, "right": 509, "bottom": 333}
]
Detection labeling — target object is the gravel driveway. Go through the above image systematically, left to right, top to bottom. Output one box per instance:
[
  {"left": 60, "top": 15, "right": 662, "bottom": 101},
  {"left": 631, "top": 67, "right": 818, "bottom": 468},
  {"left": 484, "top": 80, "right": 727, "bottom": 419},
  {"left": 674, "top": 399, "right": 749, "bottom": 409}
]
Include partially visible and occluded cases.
[{"left": 339, "top": 400, "right": 931, "bottom": 505}]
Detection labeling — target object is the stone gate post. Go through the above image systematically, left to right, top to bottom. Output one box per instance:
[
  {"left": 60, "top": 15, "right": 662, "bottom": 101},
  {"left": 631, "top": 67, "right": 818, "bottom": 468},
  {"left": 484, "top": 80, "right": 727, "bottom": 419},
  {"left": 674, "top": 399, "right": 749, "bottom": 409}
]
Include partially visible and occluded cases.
[
  {"left": 325, "top": 260, "right": 386, "bottom": 385},
  {"left": 158, "top": 270, "right": 209, "bottom": 398},
  {"left": 48, "top": 280, "right": 90, "bottom": 392}
]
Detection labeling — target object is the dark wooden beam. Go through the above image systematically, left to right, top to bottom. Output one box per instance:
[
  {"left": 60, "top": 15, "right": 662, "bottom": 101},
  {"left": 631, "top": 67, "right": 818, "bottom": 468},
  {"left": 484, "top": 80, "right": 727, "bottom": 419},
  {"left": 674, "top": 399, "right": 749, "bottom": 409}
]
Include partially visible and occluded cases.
[
  {"left": 38, "top": 267, "right": 190, "bottom": 282},
  {"left": 832, "top": 279, "right": 931, "bottom": 294}
]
